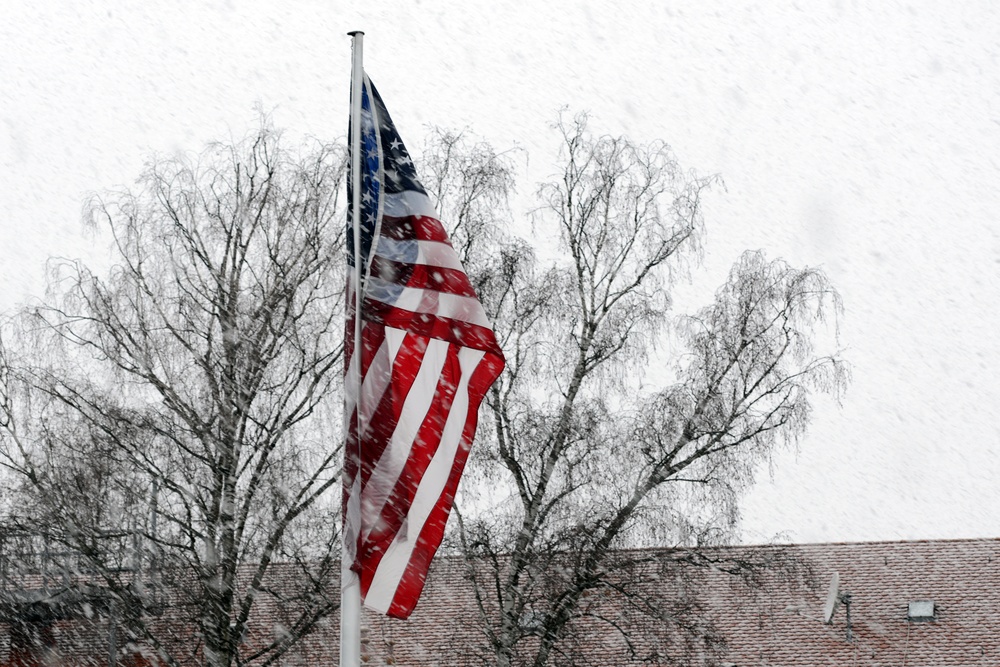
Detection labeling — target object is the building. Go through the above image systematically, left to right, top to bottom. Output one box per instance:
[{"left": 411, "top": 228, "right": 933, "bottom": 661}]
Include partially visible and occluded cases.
[{"left": 1, "top": 538, "right": 998, "bottom": 666}]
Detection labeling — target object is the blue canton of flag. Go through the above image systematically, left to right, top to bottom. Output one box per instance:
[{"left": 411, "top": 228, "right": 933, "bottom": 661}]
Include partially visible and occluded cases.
[{"left": 347, "top": 80, "right": 383, "bottom": 280}]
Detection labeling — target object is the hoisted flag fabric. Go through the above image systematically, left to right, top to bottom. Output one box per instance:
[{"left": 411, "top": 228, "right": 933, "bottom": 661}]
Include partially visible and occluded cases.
[{"left": 345, "top": 74, "right": 505, "bottom": 619}]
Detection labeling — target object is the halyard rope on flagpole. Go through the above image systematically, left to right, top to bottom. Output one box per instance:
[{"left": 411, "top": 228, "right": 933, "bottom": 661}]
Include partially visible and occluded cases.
[{"left": 343, "top": 28, "right": 364, "bottom": 667}]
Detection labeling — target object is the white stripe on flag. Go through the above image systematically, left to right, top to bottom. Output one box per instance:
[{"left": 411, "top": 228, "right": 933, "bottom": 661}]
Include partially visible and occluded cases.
[
  {"left": 383, "top": 190, "right": 438, "bottom": 219},
  {"left": 375, "top": 238, "right": 465, "bottom": 272},
  {"left": 366, "top": 282, "right": 493, "bottom": 328},
  {"left": 356, "top": 328, "right": 405, "bottom": 441},
  {"left": 360, "top": 336, "right": 451, "bottom": 543},
  {"left": 363, "top": 346, "right": 486, "bottom": 614}
]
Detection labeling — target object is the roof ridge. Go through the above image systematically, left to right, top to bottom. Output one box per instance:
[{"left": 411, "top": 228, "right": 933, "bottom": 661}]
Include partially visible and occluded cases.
[
  {"left": 738, "top": 535, "right": 1000, "bottom": 548},
  {"left": 429, "top": 536, "right": 1000, "bottom": 562}
]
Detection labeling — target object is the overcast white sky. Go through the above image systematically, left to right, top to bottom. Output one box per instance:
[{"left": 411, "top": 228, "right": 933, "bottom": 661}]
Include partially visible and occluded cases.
[{"left": 3, "top": 1, "right": 999, "bottom": 545}]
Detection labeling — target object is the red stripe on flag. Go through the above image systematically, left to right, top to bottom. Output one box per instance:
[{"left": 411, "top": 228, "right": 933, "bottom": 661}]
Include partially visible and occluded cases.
[
  {"left": 381, "top": 214, "right": 452, "bottom": 243},
  {"left": 369, "top": 256, "right": 478, "bottom": 298},
  {"left": 363, "top": 300, "right": 503, "bottom": 357},
  {"left": 343, "top": 316, "right": 385, "bottom": 522}
]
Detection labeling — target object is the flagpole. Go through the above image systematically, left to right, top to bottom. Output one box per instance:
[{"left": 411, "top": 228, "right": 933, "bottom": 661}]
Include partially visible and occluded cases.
[{"left": 343, "top": 29, "right": 365, "bottom": 667}]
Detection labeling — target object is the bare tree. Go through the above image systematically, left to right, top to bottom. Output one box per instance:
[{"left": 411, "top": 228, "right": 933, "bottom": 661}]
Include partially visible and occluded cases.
[
  {"left": 0, "top": 111, "right": 844, "bottom": 667},
  {"left": 423, "top": 115, "right": 847, "bottom": 667},
  {"left": 0, "top": 123, "right": 347, "bottom": 667}
]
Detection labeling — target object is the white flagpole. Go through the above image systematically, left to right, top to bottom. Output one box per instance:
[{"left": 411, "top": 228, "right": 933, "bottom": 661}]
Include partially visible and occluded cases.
[{"left": 343, "top": 29, "right": 365, "bottom": 667}]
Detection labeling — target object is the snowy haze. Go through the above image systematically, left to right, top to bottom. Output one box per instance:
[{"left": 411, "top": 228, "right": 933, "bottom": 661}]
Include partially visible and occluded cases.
[{"left": 3, "top": 1, "right": 999, "bottom": 544}]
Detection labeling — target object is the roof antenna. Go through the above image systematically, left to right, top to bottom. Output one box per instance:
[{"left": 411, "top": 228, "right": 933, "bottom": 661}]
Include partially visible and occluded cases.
[{"left": 822, "top": 572, "right": 853, "bottom": 642}]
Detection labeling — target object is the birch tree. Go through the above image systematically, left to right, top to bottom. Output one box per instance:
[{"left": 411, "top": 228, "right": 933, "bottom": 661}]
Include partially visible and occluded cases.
[
  {"left": 0, "top": 113, "right": 846, "bottom": 667},
  {"left": 427, "top": 115, "right": 847, "bottom": 667},
  {"left": 0, "top": 124, "right": 346, "bottom": 667}
]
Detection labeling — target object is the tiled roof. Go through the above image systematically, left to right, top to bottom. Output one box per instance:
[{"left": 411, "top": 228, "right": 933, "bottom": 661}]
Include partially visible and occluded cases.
[
  {"left": 2, "top": 538, "right": 998, "bottom": 666},
  {"left": 356, "top": 538, "right": 1000, "bottom": 666},
  {"left": 710, "top": 538, "right": 1000, "bottom": 666}
]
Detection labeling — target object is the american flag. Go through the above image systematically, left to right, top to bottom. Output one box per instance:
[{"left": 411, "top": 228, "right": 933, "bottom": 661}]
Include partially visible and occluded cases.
[{"left": 344, "top": 74, "right": 505, "bottom": 619}]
